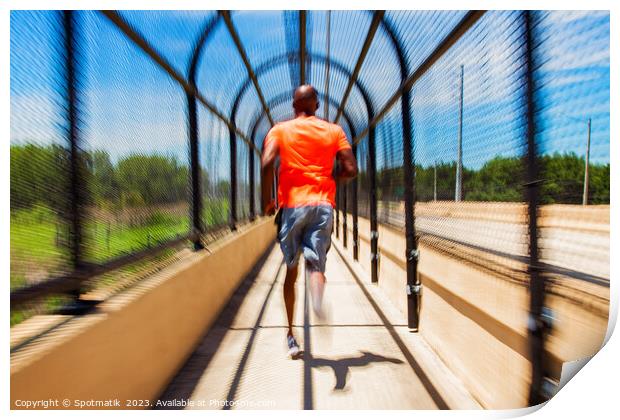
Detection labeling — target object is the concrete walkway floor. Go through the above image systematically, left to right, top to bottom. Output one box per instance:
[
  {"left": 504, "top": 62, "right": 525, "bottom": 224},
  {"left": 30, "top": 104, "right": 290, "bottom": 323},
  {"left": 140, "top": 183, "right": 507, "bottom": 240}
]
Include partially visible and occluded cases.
[{"left": 157, "top": 242, "right": 481, "bottom": 410}]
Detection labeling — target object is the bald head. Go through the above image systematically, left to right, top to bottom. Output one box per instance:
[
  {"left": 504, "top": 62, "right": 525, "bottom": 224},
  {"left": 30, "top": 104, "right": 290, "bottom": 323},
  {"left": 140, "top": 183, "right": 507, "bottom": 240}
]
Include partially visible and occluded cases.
[{"left": 293, "top": 84, "right": 319, "bottom": 116}]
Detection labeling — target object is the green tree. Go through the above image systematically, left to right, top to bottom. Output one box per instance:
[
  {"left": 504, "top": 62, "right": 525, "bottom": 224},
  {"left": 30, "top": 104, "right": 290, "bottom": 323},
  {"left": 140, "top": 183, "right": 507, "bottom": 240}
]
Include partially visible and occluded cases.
[
  {"left": 10, "top": 143, "right": 68, "bottom": 211},
  {"left": 87, "top": 150, "right": 117, "bottom": 206},
  {"left": 540, "top": 152, "right": 585, "bottom": 204},
  {"left": 115, "top": 155, "right": 189, "bottom": 206},
  {"left": 465, "top": 156, "right": 524, "bottom": 202},
  {"left": 415, "top": 162, "right": 459, "bottom": 201},
  {"left": 589, "top": 163, "right": 610, "bottom": 204}
]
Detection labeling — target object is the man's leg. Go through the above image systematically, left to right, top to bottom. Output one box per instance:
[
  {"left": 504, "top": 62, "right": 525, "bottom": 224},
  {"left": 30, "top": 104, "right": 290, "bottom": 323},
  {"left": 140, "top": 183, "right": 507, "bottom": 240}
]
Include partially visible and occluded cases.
[
  {"left": 303, "top": 205, "right": 333, "bottom": 317},
  {"left": 278, "top": 207, "right": 306, "bottom": 357},
  {"left": 283, "top": 263, "right": 302, "bottom": 357},
  {"left": 283, "top": 264, "right": 298, "bottom": 337},
  {"left": 309, "top": 270, "right": 326, "bottom": 315}
]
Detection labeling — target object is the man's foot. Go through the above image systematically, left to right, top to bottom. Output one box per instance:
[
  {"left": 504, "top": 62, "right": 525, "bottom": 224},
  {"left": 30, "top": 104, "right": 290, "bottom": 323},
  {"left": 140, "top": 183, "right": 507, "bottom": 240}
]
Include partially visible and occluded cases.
[{"left": 287, "top": 334, "right": 301, "bottom": 358}]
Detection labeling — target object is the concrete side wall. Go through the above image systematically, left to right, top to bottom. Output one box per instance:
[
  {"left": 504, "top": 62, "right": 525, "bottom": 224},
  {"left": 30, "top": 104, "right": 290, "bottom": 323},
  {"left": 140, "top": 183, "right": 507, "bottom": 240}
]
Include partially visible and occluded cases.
[
  {"left": 336, "top": 213, "right": 608, "bottom": 409},
  {"left": 11, "top": 218, "right": 276, "bottom": 409}
]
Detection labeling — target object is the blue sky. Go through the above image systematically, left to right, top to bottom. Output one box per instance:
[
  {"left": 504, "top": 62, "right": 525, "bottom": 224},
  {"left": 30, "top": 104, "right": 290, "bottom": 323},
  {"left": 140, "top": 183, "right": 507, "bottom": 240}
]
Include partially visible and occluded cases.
[{"left": 10, "top": 10, "right": 610, "bottom": 180}]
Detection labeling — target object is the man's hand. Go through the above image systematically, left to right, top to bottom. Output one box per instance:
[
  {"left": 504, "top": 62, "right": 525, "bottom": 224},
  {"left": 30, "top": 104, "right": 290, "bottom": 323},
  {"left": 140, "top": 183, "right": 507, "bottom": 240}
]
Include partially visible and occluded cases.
[{"left": 263, "top": 200, "right": 277, "bottom": 216}]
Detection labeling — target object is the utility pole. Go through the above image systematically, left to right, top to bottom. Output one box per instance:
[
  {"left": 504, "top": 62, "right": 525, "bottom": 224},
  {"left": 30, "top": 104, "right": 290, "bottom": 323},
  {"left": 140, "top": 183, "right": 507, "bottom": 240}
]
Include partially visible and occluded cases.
[
  {"left": 455, "top": 64, "right": 464, "bottom": 202},
  {"left": 582, "top": 118, "right": 591, "bottom": 205},
  {"left": 433, "top": 161, "right": 437, "bottom": 201}
]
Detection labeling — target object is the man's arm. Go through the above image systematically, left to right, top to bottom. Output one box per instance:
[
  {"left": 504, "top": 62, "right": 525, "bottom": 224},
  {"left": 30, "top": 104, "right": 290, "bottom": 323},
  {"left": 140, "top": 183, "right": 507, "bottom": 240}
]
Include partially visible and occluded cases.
[
  {"left": 333, "top": 125, "right": 357, "bottom": 181},
  {"left": 261, "top": 133, "right": 279, "bottom": 215},
  {"left": 335, "top": 148, "right": 358, "bottom": 181}
]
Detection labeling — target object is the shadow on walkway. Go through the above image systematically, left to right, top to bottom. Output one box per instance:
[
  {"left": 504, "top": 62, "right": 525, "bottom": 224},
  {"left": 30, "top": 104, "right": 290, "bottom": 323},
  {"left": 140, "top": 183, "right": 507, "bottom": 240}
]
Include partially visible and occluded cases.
[
  {"left": 155, "top": 243, "right": 280, "bottom": 409},
  {"left": 157, "top": 244, "right": 450, "bottom": 410},
  {"left": 309, "top": 350, "right": 404, "bottom": 390}
]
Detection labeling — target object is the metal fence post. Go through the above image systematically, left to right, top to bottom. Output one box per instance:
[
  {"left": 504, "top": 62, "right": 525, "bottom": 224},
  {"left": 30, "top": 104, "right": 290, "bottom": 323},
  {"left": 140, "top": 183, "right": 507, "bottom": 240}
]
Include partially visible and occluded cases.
[
  {"left": 524, "top": 10, "right": 548, "bottom": 406},
  {"left": 63, "top": 11, "right": 85, "bottom": 299},
  {"left": 186, "top": 15, "right": 221, "bottom": 247},
  {"left": 376, "top": 16, "right": 422, "bottom": 329},
  {"left": 402, "top": 90, "right": 421, "bottom": 331},
  {"left": 188, "top": 93, "right": 204, "bottom": 249},
  {"left": 251, "top": 123, "right": 264, "bottom": 216},
  {"left": 368, "top": 126, "right": 379, "bottom": 283},
  {"left": 229, "top": 128, "right": 238, "bottom": 230},
  {"left": 249, "top": 143, "right": 256, "bottom": 221},
  {"left": 352, "top": 144, "right": 359, "bottom": 260},
  {"left": 335, "top": 183, "right": 340, "bottom": 238},
  {"left": 342, "top": 183, "right": 348, "bottom": 248}
]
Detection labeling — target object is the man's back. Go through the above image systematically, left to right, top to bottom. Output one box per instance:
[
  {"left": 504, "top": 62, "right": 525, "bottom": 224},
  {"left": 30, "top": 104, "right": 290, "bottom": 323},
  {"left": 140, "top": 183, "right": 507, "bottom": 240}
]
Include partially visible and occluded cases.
[{"left": 265, "top": 115, "right": 351, "bottom": 208}]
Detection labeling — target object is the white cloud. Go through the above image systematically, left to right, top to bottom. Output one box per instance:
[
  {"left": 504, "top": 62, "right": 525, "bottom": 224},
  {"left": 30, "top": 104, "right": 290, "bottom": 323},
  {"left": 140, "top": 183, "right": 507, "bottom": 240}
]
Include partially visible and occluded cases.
[
  {"left": 544, "top": 10, "right": 609, "bottom": 25},
  {"left": 10, "top": 92, "right": 64, "bottom": 145}
]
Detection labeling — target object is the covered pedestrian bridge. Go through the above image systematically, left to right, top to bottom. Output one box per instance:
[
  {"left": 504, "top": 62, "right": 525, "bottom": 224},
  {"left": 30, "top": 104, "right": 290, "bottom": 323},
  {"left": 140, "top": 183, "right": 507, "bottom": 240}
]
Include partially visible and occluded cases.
[{"left": 10, "top": 10, "right": 610, "bottom": 410}]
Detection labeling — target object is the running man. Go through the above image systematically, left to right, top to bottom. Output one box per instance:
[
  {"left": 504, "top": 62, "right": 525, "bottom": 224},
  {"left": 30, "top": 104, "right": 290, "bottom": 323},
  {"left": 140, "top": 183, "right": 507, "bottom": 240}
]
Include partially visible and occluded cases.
[{"left": 261, "top": 85, "right": 358, "bottom": 358}]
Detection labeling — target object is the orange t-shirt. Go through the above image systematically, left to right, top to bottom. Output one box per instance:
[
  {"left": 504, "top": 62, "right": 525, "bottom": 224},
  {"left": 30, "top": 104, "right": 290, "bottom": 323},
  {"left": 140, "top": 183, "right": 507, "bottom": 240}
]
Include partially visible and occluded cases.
[{"left": 264, "top": 115, "right": 352, "bottom": 208}]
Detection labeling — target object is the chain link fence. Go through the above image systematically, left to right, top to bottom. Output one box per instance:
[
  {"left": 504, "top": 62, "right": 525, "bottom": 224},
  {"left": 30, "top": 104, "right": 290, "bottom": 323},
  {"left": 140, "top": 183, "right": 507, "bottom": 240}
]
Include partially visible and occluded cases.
[
  {"left": 10, "top": 10, "right": 263, "bottom": 324},
  {"left": 327, "top": 10, "right": 608, "bottom": 404},
  {"left": 333, "top": 10, "right": 608, "bottom": 287}
]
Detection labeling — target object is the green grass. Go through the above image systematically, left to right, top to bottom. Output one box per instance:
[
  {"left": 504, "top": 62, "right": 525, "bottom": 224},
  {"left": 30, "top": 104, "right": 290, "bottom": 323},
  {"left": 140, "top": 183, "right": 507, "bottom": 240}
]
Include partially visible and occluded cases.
[
  {"left": 202, "top": 197, "right": 229, "bottom": 228},
  {"left": 10, "top": 198, "right": 229, "bottom": 288},
  {"left": 10, "top": 199, "right": 231, "bottom": 326},
  {"left": 10, "top": 205, "right": 66, "bottom": 290},
  {"left": 10, "top": 207, "right": 189, "bottom": 289},
  {"left": 85, "top": 215, "right": 190, "bottom": 263}
]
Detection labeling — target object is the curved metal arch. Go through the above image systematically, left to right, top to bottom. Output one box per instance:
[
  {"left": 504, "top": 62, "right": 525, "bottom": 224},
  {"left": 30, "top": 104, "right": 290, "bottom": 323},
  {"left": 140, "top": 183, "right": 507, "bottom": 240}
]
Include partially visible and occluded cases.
[
  {"left": 220, "top": 10, "right": 274, "bottom": 128},
  {"left": 333, "top": 10, "right": 384, "bottom": 125},
  {"left": 182, "top": 11, "right": 412, "bottom": 145},
  {"left": 185, "top": 12, "right": 223, "bottom": 245},
  {"left": 374, "top": 12, "right": 410, "bottom": 80},
  {"left": 187, "top": 13, "right": 223, "bottom": 84},
  {"left": 231, "top": 51, "right": 374, "bottom": 136},
  {"left": 248, "top": 90, "right": 358, "bottom": 149}
]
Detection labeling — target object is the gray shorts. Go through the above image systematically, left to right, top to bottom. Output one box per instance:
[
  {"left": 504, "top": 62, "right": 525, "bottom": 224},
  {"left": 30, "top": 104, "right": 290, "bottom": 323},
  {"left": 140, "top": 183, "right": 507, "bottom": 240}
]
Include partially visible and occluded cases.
[{"left": 277, "top": 205, "right": 333, "bottom": 273}]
